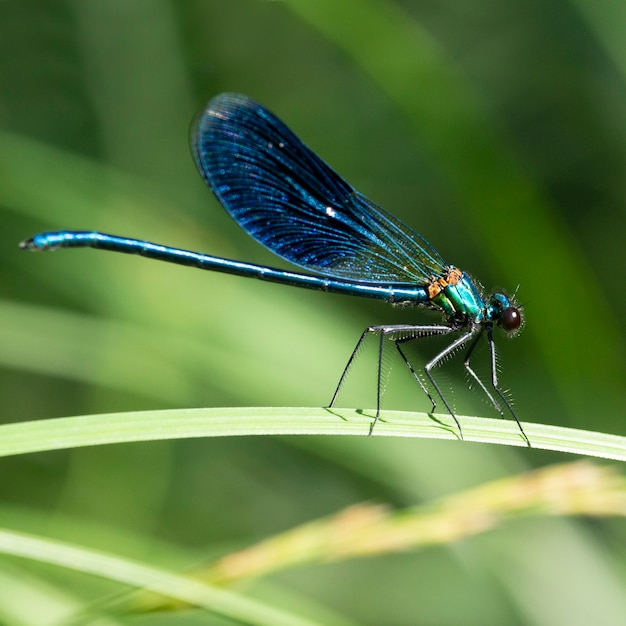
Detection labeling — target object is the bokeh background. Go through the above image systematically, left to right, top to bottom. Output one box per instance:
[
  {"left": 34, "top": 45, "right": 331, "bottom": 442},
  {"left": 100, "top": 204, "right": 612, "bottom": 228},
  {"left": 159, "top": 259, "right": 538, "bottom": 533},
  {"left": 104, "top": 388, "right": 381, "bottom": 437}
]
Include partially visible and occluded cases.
[{"left": 1, "top": 1, "right": 626, "bottom": 624}]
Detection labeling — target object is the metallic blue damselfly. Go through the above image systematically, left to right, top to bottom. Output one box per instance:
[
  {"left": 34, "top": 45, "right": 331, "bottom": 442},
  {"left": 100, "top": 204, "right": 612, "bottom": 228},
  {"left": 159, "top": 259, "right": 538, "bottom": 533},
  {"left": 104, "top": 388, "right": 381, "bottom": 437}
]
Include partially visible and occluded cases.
[{"left": 21, "top": 93, "right": 529, "bottom": 445}]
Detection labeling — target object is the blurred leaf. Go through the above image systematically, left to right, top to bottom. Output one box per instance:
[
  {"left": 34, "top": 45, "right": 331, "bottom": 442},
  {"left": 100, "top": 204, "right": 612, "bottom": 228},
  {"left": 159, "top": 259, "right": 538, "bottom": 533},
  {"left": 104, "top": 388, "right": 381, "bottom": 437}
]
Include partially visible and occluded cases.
[
  {"left": 570, "top": 0, "right": 626, "bottom": 79},
  {"left": 207, "top": 460, "right": 626, "bottom": 580},
  {"left": 0, "top": 528, "right": 329, "bottom": 626},
  {"left": 0, "top": 561, "right": 115, "bottom": 626}
]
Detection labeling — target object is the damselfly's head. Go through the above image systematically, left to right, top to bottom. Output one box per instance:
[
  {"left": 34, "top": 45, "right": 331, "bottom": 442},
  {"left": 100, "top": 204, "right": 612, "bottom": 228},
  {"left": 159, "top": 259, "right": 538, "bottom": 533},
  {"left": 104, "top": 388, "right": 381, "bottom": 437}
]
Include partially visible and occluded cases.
[{"left": 487, "top": 292, "right": 523, "bottom": 333}]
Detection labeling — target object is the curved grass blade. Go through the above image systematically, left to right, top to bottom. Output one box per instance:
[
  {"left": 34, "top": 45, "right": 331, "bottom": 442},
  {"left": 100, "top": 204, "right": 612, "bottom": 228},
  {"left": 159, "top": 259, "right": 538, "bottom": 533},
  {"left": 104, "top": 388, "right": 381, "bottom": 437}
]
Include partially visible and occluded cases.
[{"left": 0, "top": 407, "right": 624, "bottom": 460}]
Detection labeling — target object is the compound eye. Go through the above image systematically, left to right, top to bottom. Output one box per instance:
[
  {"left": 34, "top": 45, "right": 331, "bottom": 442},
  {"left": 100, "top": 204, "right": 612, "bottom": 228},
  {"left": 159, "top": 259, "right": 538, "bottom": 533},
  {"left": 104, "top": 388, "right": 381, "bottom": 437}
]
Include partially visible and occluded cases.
[{"left": 500, "top": 307, "right": 521, "bottom": 332}]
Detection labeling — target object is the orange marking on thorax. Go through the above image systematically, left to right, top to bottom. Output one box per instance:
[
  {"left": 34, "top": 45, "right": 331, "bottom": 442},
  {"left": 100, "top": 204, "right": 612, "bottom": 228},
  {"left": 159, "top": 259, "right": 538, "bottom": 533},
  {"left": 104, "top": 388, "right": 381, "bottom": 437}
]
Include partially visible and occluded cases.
[{"left": 427, "top": 268, "right": 463, "bottom": 300}]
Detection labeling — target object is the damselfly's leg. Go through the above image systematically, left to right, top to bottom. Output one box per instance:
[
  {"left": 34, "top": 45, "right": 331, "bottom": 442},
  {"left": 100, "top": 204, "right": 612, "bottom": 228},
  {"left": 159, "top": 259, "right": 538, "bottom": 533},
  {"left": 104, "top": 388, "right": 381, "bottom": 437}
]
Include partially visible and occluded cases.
[
  {"left": 329, "top": 324, "right": 454, "bottom": 435},
  {"left": 329, "top": 325, "right": 393, "bottom": 425},
  {"left": 373, "top": 325, "right": 459, "bottom": 433},
  {"left": 329, "top": 326, "right": 377, "bottom": 409},
  {"left": 484, "top": 326, "right": 531, "bottom": 447},
  {"left": 394, "top": 328, "right": 456, "bottom": 413},
  {"left": 462, "top": 328, "right": 503, "bottom": 414},
  {"left": 374, "top": 329, "right": 385, "bottom": 433},
  {"left": 424, "top": 329, "right": 478, "bottom": 439},
  {"left": 394, "top": 340, "right": 435, "bottom": 410}
]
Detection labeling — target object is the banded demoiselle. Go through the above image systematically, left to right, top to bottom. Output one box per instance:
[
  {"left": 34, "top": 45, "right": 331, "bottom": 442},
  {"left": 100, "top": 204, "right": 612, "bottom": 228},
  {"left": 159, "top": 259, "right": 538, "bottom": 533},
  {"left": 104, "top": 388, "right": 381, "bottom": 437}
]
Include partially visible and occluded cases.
[{"left": 21, "top": 93, "right": 529, "bottom": 445}]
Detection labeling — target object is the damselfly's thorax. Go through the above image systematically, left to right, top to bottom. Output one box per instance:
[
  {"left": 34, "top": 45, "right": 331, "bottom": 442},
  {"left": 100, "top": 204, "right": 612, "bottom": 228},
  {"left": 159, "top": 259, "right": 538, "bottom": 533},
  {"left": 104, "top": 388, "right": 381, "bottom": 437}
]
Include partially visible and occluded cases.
[
  {"left": 427, "top": 267, "right": 484, "bottom": 323},
  {"left": 427, "top": 267, "right": 522, "bottom": 333}
]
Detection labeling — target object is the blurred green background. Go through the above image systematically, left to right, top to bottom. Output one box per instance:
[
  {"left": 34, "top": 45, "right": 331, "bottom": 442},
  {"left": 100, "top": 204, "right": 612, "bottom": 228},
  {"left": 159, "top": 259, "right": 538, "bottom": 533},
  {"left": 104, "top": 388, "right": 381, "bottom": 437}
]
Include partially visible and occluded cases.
[{"left": 1, "top": 0, "right": 626, "bottom": 624}]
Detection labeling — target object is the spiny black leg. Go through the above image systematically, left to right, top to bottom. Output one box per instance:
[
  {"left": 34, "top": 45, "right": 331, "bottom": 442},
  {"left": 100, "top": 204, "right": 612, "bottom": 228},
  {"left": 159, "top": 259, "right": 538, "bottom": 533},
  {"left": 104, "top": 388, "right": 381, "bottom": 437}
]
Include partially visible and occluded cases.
[
  {"left": 330, "top": 324, "right": 456, "bottom": 436},
  {"left": 372, "top": 325, "right": 453, "bottom": 434},
  {"left": 329, "top": 326, "right": 378, "bottom": 408},
  {"left": 486, "top": 326, "right": 531, "bottom": 447},
  {"left": 463, "top": 328, "right": 503, "bottom": 414},
  {"left": 369, "top": 330, "right": 387, "bottom": 435},
  {"left": 424, "top": 330, "right": 476, "bottom": 440},
  {"left": 395, "top": 340, "right": 437, "bottom": 412}
]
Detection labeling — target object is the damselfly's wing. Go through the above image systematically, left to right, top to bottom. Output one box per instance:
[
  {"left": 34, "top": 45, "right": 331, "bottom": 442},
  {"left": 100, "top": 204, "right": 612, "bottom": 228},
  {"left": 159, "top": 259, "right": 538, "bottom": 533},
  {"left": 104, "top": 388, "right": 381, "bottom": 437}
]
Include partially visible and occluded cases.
[{"left": 192, "top": 93, "right": 447, "bottom": 285}]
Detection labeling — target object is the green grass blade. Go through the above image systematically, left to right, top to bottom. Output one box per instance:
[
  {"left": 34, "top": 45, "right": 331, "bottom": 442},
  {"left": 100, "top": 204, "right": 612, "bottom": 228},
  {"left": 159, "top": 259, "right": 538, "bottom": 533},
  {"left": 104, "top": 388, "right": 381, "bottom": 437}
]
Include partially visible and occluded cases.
[
  {"left": 0, "top": 407, "right": 624, "bottom": 460},
  {"left": 0, "top": 528, "right": 328, "bottom": 626},
  {"left": 0, "top": 561, "right": 114, "bottom": 626}
]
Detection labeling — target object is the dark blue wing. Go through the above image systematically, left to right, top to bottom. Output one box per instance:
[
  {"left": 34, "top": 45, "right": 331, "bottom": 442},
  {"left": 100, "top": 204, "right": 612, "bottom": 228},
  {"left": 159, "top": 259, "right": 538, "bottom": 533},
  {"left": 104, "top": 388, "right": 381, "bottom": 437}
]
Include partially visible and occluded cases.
[{"left": 192, "top": 93, "right": 447, "bottom": 285}]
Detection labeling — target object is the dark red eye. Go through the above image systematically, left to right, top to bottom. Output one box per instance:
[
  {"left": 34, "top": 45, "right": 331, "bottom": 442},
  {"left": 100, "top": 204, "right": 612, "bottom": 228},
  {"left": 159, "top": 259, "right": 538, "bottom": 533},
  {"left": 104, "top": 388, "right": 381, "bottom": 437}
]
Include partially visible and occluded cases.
[{"left": 500, "top": 307, "right": 521, "bottom": 332}]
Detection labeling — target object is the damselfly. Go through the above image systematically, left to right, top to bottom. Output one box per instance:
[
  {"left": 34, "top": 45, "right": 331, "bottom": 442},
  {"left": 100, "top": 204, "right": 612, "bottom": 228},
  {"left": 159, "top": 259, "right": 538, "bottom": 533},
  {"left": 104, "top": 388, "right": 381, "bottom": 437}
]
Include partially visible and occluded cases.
[{"left": 21, "top": 93, "right": 529, "bottom": 445}]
